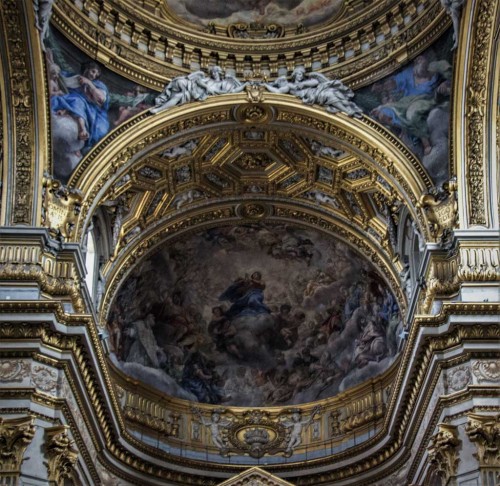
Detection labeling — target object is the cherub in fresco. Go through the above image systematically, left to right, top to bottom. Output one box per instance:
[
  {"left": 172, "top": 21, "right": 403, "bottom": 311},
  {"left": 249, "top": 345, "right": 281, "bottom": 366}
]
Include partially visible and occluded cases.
[
  {"left": 111, "top": 85, "right": 155, "bottom": 126},
  {"left": 207, "top": 306, "right": 244, "bottom": 359}
]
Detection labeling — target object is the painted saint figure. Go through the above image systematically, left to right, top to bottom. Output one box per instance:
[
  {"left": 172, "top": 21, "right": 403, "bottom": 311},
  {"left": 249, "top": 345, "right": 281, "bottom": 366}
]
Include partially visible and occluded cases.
[
  {"left": 50, "top": 61, "right": 110, "bottom": 148},
  {"left": 218, "top": 271, "right": 271, "bottom": 319}
]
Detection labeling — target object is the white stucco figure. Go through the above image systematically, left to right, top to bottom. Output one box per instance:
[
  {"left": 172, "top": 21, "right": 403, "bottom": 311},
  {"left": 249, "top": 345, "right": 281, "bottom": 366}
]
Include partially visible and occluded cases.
[
  {"left": 34, "top": 0, "right": 56, "bottom": 49},
  {"left": 440, "top": 0, "right": 466, "bottom": 49},
  {"left": 151, "top": 67, "right": 246, "bottom": 114},
  {"left": 265, "top": 67, "right": 363, "bottom": 117},
  {"left": 309, "top": 139, "right": 344, "bottom": 158},
  {"left": 161, "top": 140, "right": 198, "bottom": 159},
  {"left": 280, "top": 408, "right": 319, "bottom": 453},
  {"left": 194, "top": 410, "right": 232, "bottom": 452}
]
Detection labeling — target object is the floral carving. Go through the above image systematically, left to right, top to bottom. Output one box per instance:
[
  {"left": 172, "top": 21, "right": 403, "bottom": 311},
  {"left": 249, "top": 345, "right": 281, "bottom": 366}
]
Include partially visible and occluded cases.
[
  {"left": 0, "top": 359, "right": 30, "bottom": 382},
  {"left": 471, "top": 360, "right": 500, "bottom": 382},
  {"left": 32, "top": 365, "right": 58, "bottom": 393},
  {"left": 445, "top": 365, "right": 471, "bottom": 392}
]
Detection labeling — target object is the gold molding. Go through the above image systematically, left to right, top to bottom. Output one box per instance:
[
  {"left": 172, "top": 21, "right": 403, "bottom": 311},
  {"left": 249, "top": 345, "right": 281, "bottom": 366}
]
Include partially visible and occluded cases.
[
  {"left": 0, "top": 0, "right": 35, "bottom": 224},
  {"left": 51, "top": 0, "right": 450, "bottom": 91},
  {"left": 458, "top": 0, "right": 498, "bottom": 227}
]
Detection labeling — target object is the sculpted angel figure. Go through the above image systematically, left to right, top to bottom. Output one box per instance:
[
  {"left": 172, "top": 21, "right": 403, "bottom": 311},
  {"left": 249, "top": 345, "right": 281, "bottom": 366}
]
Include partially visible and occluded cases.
[
  {"left": 33, "top": 0, "right": 56, "bottom": 49},
  {"left": 440, "top": 0, "right": 466, "bottom": 50},
  {"left": 151, "top": 67, "right": 246, "bottom": 114},
  {"left": 265, "top": 67, "right": 363, "bottom": 117},
  {"left": 280, "top": 407, "right": 320, "bottom": 453},
  {"left": 193, "top": 409, "right": 232, "bottom": 452}
]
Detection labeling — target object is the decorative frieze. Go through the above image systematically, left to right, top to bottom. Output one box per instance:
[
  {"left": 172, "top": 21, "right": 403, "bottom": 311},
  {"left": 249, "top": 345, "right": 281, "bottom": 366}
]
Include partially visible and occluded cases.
[{"left": 471, "top": 360, "right": 500, "bottom": 383}]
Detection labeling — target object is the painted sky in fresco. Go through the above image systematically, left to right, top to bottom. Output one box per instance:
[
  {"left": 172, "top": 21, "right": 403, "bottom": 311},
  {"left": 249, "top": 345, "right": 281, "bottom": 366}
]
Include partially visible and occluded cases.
[
  {"left": 163, "top": 0, "right": 344, "bottom": 29},
  {"left": 108, "top": 223, "right": 402, "bottom": 407}
]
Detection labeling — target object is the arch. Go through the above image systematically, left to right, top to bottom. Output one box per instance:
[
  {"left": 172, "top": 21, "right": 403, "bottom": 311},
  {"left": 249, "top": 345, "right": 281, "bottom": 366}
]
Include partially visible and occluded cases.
[{"left": 67, "top": 94, "right": 434, "bottom": 244}]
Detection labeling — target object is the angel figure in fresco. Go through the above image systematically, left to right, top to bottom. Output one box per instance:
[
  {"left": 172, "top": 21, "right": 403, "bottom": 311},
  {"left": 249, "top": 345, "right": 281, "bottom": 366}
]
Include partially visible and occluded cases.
[
  {"left": 34, "top": 0, "right": 56, "bottom": 49},
  {"left": 265, "top": 67, "right": 363, "bottom": 117},
  {"left": 193, "top": 409, "right": 232, "bottom": 453}
]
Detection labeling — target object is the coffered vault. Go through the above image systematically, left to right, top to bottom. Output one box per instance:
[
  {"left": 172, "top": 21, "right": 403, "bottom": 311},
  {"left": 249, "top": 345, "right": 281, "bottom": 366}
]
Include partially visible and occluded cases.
[{"left": 0, "top": 0, "right": 499, "bottom": 485}]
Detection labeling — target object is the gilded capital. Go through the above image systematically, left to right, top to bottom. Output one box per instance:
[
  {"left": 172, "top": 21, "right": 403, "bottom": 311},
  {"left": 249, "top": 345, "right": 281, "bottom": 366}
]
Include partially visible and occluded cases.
[
  {"left": 465, "top": 413, "right": 500, "bottom": 467},
  {"left": 0, "top": 416, "right": 36, "bottom": 474},
  {"left": 427, "top": 423, "right": 460, "bottom": 483},
  {"left": 45, "top": 426, "right": 78, "bottom": 485}
]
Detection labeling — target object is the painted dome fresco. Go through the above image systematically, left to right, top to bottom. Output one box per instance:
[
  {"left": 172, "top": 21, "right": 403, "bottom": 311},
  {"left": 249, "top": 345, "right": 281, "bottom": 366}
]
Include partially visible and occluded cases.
[
  {"left": 161, "top": 0, "right": 344, "bottom": 32},
  {"left": 108, "top": 223, "right": 402, "bottom": 407}
]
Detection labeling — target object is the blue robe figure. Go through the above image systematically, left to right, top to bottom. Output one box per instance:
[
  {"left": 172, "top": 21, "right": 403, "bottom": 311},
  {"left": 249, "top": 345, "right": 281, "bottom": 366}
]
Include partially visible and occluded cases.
[
  {"left": 51, "top": 61, "right": 110, "bottom": 152},
  {"left": 218, "top": 271, "right": 271, "bottom": 319}
]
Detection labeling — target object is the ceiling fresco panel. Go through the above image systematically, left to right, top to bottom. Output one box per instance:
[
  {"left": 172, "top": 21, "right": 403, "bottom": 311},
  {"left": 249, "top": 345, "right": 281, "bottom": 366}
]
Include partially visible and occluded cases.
[{"left": 108, "top": 222, "right": 403, "bottom": 407}]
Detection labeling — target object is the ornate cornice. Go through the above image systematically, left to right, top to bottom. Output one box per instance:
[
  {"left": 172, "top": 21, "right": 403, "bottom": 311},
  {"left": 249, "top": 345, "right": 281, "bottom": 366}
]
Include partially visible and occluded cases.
[
  {"left": 52, "top": 0, "right": 450, "bottom": 90},
  {"left": 1, "top": 302, "right": 498, "bottom": 484}
]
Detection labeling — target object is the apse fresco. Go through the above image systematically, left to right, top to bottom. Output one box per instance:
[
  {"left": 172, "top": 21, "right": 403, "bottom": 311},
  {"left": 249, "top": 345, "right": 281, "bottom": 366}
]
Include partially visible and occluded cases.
[
  {"left": 164, "top": 0, "right": 343, "bottom": 30},
  {"left": 44, "top": 29, "right": 157, "bottom": 182},
  {"left": 355, "top": 30, "right": 454, "bottom": 187},
  {"left": 108, "top": 224, "right": 403, "bottom": 406}
]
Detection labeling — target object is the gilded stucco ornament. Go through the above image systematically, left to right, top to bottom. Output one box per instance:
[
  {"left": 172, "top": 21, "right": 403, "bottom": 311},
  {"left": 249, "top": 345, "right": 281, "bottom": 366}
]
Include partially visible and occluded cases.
[
  {"left": 42, "top": 176, "right": 82, "bottom": 241},
  {"left": 417, "top": 178, "right": 458, "bottom": 248},
  {"left": 191, "top": 407, "right": 320, "bottom": 458},
  {"left": 465, "top": 413, "right": 500, "bottom": 467},
  {"left": 0, "top": 416, "right": 36, "bottom": 474},
  {"left": 427, "top": 423, "right": 461, "bottom": 483},
  {"left": 45, "top": 426, "right": 78, "bottom": 485},
  {"left": 219, "top": 467, "right": 294, "bottom": 486}
]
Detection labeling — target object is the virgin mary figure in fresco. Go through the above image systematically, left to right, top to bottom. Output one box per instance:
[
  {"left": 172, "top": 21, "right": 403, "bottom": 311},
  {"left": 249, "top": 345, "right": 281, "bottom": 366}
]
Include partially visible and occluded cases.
[{"left": 218, "top": 271, "right": 271, "bottom": 319}]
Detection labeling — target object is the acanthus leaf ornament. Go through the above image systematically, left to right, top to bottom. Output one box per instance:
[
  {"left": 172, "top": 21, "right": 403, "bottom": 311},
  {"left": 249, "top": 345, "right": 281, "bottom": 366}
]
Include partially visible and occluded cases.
[
  {"left": 417, "top": 178, "right": 458, "bottom": 248},
  {"left": 465, "top": 413, "right": 500, "bottom": 467},
  {"left": 0, "top": 416, "right": 36, "bottom": 474},
  {"left": 427, "top": 423, "right": 461, "bottom": 483},
  {"left": 45, "top": 426, "right": 78, "bottom": 486}
]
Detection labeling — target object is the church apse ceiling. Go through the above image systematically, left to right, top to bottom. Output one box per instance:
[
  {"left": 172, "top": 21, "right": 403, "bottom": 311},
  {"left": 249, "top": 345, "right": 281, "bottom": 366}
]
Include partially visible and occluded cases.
[
  {"left": 30, "top": 0, "right": 470, "bottom": 476},
  {"left": 108, "top": 222, "right": 402, "bottom": 407}
]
